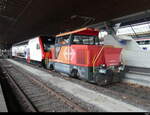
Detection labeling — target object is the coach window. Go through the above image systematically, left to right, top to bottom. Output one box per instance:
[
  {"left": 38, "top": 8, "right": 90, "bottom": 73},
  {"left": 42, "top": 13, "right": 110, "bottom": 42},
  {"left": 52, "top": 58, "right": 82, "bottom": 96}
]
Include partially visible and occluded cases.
[
  {"left": 145, "top": 40, "right": 150, "bottom": 45},
  {"left": 36, "top": 44, "right": 40, "bottom": 50}
]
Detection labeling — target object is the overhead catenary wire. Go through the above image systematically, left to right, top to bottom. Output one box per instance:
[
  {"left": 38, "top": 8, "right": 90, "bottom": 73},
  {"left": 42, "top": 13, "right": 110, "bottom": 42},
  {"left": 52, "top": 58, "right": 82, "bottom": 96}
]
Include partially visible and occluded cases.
[{"left": 3, "top": 0, "right": 33, "bottom": 41}]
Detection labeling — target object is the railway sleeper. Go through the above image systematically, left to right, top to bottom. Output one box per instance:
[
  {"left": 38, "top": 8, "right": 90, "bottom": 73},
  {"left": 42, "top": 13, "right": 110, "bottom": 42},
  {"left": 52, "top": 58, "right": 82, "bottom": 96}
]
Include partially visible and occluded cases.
[
  {"left": 24, "top": 87, "right": 45, "bottom": 92},
  {"left": 24, "top": 88, "right": 44, "bottom": 93},
  {"left": 25, "top": 91, "right": 47, "bottom": 96},
  {"left": 29, "top": 94, "right": 49, "bottom": 99},
  {"left": 31, "top": 96, "right": 51, "bottom": 103},
  {"left": 32, "top": 97, "right": 51, "bottom": 103},
  {"left": 35, "top": 101, "right": 54, "bottom": 107},
  {"left": 39, "top": 107, "right": 56, "bottom": 112}
]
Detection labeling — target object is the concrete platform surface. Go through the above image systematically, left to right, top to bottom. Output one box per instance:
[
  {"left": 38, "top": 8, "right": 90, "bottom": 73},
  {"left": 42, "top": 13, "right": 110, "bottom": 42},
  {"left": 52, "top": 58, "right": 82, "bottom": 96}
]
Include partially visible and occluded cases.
[
  {"left": 124, "top": 73, "right": 150, "bottom": 88},
  {"left": 0, "top": 84, "right": 7, "bottom": 112}
]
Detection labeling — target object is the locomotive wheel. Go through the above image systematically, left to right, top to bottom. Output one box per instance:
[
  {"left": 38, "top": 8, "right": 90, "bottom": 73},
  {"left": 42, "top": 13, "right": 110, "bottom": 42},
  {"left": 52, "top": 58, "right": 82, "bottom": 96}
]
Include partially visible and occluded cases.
[
  {"left": 70, "top": 69, "right": 78, "bottom": 78},
  {"left": 95, "top": 71, "right": 113, "bottom": 86}
]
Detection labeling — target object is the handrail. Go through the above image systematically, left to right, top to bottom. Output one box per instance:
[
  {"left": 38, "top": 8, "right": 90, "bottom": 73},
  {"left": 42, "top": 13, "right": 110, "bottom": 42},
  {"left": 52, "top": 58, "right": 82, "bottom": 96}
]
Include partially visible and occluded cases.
[{"left": 92, "top": 46, "right": 105, "bottom": 73}]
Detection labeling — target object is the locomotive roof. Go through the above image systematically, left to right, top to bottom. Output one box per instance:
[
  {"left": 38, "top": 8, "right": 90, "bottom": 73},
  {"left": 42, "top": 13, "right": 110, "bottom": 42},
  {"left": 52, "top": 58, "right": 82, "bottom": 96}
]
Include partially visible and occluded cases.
[{"left": 56, "top": 28, "right": 99, "bottom": 37}]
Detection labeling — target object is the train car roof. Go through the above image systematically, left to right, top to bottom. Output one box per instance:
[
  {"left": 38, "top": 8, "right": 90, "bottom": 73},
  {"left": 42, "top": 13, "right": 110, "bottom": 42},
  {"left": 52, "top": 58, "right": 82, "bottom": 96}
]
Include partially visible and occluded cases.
[
  {"left": 56, "top": 28, "right": 99, "bottom": 37},
  {"left": 13, "top": 36, "right": 54, "bottom": 46},
  {"left": 135, "top": 38, "right": 150, "bottom": 41},
  {"left": 13, "top": 39, "right": 29, "bottom": 47}
]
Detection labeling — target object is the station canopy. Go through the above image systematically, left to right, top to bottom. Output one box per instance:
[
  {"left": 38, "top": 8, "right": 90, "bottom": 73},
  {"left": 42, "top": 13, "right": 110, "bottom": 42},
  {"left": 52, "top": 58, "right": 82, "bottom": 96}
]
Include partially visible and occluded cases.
[{"left": 0, "top": 0, "right": 150, "bottom": 47}]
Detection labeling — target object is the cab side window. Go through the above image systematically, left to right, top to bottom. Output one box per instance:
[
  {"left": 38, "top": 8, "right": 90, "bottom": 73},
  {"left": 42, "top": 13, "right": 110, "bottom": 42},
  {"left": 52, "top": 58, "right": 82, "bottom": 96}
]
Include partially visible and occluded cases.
[
  {"left": 56, "top": 35, "right": 70, "bottom": 45},
  {"left": 72, "top": 36, "right": 83, "bottom": 44}
]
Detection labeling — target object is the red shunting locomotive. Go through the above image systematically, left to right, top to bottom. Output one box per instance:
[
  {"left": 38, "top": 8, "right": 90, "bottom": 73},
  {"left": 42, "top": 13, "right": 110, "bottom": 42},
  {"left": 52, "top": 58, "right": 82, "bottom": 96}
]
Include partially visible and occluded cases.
[{"left": 45, "top": 28, "right": 125, "bottom": 86}]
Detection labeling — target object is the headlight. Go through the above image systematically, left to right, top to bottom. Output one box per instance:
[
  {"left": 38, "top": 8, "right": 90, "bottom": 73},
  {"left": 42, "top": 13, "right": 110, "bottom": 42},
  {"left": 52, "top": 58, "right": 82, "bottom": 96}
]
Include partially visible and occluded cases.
[
  {"left": 102, "top": 64, "right": 106, "bottom": 67},
  {"left": 118, "top": 66, "right": 124, "bottom": 71},
  {"left": 99, "top": 69, "right": 107, "bottom": 74}
]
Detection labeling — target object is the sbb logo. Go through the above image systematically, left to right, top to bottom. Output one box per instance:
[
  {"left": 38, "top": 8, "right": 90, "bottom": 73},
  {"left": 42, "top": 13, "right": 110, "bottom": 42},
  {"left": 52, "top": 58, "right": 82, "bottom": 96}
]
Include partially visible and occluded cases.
[{"left": 63, "top": 47, "right": 75, "bottom": 61}]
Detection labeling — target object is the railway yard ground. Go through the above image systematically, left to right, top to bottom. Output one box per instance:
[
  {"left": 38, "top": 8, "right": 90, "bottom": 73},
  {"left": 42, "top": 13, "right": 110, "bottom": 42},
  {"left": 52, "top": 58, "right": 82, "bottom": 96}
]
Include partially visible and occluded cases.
[
  {"left": 0, "top": 59, "right": 150, "bottom": 112},
  {"left": 0, "top": 83, "right": 8, "bottom": 112}
]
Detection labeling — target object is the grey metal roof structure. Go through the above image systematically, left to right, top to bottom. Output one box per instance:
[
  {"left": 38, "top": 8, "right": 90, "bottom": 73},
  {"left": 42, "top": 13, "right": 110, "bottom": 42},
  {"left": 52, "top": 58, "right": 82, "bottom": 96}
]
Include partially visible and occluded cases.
[{"left": 0, "top": 0, "right": 150, "bottom": 48}]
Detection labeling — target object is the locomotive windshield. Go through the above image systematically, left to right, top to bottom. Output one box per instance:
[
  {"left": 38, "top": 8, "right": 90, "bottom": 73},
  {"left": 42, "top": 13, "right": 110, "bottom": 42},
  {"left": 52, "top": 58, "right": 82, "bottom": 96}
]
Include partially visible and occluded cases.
[
  {"left": 72, "top": 35, "right": 100, "bottom": 45},
  {"left": 41, "top": 36, "right": 55, "bottom": 52}
]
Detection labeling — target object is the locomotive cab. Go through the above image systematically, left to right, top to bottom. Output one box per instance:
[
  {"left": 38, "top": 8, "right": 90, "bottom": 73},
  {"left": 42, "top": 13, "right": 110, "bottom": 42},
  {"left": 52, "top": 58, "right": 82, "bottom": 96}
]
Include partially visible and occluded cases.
[{"left": 47, "top": 28, "right": 125, "bottom": 86}]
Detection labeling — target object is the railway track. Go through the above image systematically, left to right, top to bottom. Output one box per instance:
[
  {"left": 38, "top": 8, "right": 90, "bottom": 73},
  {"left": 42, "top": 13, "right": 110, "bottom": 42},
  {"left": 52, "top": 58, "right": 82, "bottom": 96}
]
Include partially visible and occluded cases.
[
  {"left": 12, "top": 58, "right": 150, "bottom": 103},
  {"left": 2, "top": 59, "right": 150, "bottom": 111},
  {"left": 0, "top": 61, "right": 87, "bottom": 112},
  {"left": 27, "top": 61, "right": 150, "bottom": 109}
]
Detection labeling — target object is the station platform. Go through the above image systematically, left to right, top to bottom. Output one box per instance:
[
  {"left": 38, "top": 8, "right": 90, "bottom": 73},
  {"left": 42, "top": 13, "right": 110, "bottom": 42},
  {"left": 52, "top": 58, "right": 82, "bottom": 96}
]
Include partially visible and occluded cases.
[{"left": 0, "top": 83, "right": 7, "bottom": 112}]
